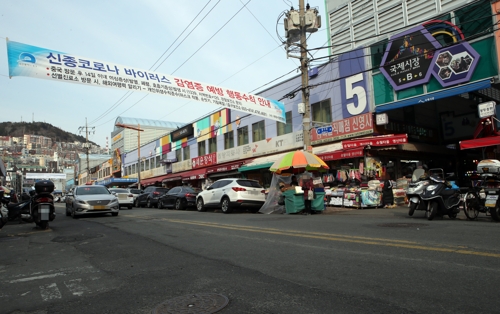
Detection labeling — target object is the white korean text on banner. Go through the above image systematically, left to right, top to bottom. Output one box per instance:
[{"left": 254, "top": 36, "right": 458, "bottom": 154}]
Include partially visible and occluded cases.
[{"left": 6, "top": 40, "right": 286, "bottom": 123}]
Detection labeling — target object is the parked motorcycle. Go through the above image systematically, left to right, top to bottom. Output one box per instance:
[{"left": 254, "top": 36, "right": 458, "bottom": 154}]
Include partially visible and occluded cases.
[
  {"left": 407, "top": 169, "right": 431, "bottom": 216},
  {"left": 420, "top": 171, "right": 462, "bottom": 221},
  {"left": 0, "top": 180, "right": 56, "bottom": 230},
  {"left": 0, "top": 200, "right": 7, "bottom": 229}
]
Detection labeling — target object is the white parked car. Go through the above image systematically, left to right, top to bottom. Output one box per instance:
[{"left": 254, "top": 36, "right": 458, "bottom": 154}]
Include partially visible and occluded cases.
[
  {"left": 196, "top": 179, "right": 265, "bottom": 214},
  {"left": 109, "top": 188, "right": 134, "bottom": 209}
]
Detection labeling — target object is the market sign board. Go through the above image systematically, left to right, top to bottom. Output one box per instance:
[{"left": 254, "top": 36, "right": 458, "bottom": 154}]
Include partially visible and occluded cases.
[
  {"left": 380, "top": 25, "right": 441, "bottom": 91},
  {"left": 6, "top": 40, "right": 286, "bottom": 123},
  {"left": 432, "top": 42, "right": 480, "bottom": 88},
  {"left": 478, "top": 101, "right": 496, "bottom": 118},
  {"left": 311, "top": 112, "right": 373, "bottom": 145},
  {"left": 342, "top": 134, "right": 408, "bottom": 149}
]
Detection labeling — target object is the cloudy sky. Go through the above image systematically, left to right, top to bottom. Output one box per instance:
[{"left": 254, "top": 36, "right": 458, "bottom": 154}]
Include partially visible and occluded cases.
[{"left": 0, "top": 0, "right": 329, "bottom": 148}]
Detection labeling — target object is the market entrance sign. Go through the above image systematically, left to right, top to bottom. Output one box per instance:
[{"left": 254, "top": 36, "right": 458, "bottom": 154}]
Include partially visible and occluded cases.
[
  {"left": 380, "top": 25, "right": 441, "bottom": 91},
  {"left": 6, "top": 40, "right": 286, "bottom": 123},
  {"left": 431, "top": 42, "right": 480, "bottom": 88}
]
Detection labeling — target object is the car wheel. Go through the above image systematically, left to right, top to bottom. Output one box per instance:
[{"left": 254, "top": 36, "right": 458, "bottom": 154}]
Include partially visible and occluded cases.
[
  {"left": 221, "top": 197, "right": 233, "bottom": 214},
  {"left": 175, "top": 198, "right": 183, "bottom": 210},
  {"left": 197, "top": 198, "right": 205, "bottom": 212},
  {"left": 134, "top": 199, "right": 140, "bottom": 208},
  {"left": 147, "top": 199, "right": 152, "bottom": 208},
  {"left": 158, "top": 200, "right": 163, "bottom": 209},
  {"left": 71, "top": 207, "right": 78, "bottom": 219}
]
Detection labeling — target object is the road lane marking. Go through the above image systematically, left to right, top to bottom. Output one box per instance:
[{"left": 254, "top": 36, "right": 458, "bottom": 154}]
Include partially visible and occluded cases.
[
  {"left": 123, "top": 215, "right": 500, "bottom": 259},
  {"left": 9, "top": 273, "right": 65, "bottom": 283},
  {"left": 64, "top": 279, "right": 89, "bottom": 296},
  {"left": 39, "top": 283, "right": 62, "bottom": 301}
]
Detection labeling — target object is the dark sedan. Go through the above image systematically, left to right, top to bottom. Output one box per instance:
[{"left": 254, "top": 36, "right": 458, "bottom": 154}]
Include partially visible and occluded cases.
[{"left": 158, "top": 186, "right": 199, "bottom": 210}]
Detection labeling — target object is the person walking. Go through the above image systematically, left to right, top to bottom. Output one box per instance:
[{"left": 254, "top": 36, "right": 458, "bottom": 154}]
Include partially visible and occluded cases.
[
  {"left": 382, "top": 174, "right": 394, "bottom": 208},
  {"left": 301, "top": 175, "right": 314, "bottom": 215}
]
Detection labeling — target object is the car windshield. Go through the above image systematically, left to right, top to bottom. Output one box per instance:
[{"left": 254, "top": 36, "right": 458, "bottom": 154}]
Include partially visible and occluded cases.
[
  {"left": 236, "top": 180, "right": 263, "bottom": 188},
  {"left": 76, "top": 186, "right": 110, "bottom": 195},
  {"left": 183, "top": 187, "right": 199, "bottom": 193},
  {"left": 110, "top": 188, "right": 128, "bottom": 193},
  {"left": 156, "top": 188, "right": 169, "bottom": 193},
  {"left": 129, "top": 189, "right": 141, "bottom": 194}
]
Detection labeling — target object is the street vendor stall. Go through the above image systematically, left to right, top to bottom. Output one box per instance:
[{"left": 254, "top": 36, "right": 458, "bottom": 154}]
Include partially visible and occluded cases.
[{"left": 260, "top": 150, "right": 328, "bottom": 214}]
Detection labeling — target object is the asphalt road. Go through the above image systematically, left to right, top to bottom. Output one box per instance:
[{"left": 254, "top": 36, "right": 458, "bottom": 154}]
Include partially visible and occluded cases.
[{"left": 1, "top": 203, "right": 499, "bottom": 314}]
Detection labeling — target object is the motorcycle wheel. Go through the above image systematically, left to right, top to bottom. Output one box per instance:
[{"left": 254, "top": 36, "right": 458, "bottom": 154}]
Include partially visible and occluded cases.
[
  {"left": 463, "top": 192, "right": 479, "bottom": 220},
  {"left": 491, "top": 200, "right": 500, "bottom": 222},
  {"left": 426, "top": 201, "right": 438, "bottom": 221},
  {"left": 408, "top": 202, "right": 417, "bottom": 216},
  {"left": 37, "top": 221, "right": 49, "bottom": 230}
]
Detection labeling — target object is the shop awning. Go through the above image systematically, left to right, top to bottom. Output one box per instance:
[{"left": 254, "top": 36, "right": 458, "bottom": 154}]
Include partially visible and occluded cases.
[
  {"left": 375, "top": 79, "right": 492, "bottom": 113},
  {"left": 342, "top": 134, "right": 408, "bottom": 149},
  {"left": 460, "top": 136, "right": 500, "bottom": 150},
  {"left": 317, "top": 147, "right": 364, "bottom": 161},
  {"left": 238, "top": 152, "right": 289, "bottom": 172},
  {"left": 206, "top": 161, "right": 246, "bottom": 174},
  {"left": 181, "top": 168, "right": 207, "bottom": 181},
  {"left": 162, "top": 173, "right": 182, "bottom": 183},
  {"left": 140, "top": 175, "right": 166, "bottom": 187}
]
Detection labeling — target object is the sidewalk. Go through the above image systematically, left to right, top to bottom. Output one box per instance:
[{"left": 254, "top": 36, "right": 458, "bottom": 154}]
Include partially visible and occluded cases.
[{"left": 323, "top": 204, "right": 408, "bottom": 214}]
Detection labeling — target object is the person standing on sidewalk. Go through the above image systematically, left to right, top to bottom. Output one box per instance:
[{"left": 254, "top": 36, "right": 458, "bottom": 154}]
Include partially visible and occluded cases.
[{"left": 301, "top": 175, "right": 314, "bottom": 215}]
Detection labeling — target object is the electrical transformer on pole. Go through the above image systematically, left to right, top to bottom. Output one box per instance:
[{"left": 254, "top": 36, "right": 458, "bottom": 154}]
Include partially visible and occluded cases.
[{"left": 283, "top": 1, "right": 321, "bottom": 152}]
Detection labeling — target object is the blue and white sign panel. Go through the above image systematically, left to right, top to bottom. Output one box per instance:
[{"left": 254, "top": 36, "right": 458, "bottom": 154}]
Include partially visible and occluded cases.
[{"left": 6, "top": 40, "right": 286, "bottom": 123}]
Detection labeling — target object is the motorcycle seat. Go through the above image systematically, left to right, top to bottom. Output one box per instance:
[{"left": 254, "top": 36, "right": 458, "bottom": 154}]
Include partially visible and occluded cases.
[{"left": 442, "top": 189, "right": 457, "bottom": 197}]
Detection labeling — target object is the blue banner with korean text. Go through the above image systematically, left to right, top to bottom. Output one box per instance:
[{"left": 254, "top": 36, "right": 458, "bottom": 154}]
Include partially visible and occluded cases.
[{"left": 6, "top": 40, "right": 286, "bottom": 123}]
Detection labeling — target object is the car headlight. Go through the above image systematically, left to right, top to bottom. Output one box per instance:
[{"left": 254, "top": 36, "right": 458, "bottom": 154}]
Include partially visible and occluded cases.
[
  {"left": 427, "top": 185, "right": 437, "bottom": 191},
  {"left": 110, "top": 198, "right": 119, "bottom": 204},
  {"left": 77, "top": 200, "right": 86, "bottom": 204}
]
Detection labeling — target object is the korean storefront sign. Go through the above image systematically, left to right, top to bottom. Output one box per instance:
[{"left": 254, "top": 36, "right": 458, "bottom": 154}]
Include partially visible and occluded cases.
[
  {"left": 379, "top": 25, "right": 441, "bottom": 91},
  {"left": 6, "top": 40, "right": 286, "bottom": 123},
  {"left": 478, "top": 101, "right": 496, "bottom": 119},
  {"left": 311, "top": 113, "right": 373, "bottom": 145},
  {"left": 217, "top": 131, "right": 303, "bottom": 163},
  {"left": 342, "top": 134, "right": 408, "bottom": 149},
  {"left": 318, "top": 147, "right": 365, "bottom": 161},
  {"left": 192, "top": 152, "right": 217, "bottom": 169},
  {"left": 206, "top": 162, "right": 242, "bottom": 174}
]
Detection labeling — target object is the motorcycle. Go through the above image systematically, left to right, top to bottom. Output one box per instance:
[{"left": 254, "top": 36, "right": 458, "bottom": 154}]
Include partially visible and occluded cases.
[
  {"left": 407, "top": 168, "right": 431, "bottom": 216},
  {"left": 420, "top": 170, "right": 462, "bottom": 221},
  {"left": 0, "top": 180, "right": 56, "bottom": 230},
  {"left": 0, "top": 199, "right": 7, "bottom": 229}
]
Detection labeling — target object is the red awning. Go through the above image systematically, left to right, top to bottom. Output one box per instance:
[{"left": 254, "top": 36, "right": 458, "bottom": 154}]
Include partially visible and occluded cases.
[
  {"left": 342, "top": 134, "right": 408, "bottom": 149},
  {"left": 460, "top": 136, "right": 500, "bottom": 150},
  {"left": 318, "top": 147, "right": 365, "bottom": 161},
  {"left": 206, "top": 161, "right": 246, "bottom": 174},
  {"left": 181, "top": 168, "right": 207, "bottom": 181},
  {"left": 162, "top": 173, "right": 182, "bottom": 183},
  {"left": 141, "top": 174, "right": 171, "bottom": 186}
]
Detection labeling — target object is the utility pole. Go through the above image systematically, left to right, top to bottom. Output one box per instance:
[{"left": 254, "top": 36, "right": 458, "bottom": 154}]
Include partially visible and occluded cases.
[
  {"left": 283, "top": 2, "right": 320, "bottom": 152},
  {"left": 78, "top": 118, "right": 95, "bottom": 184}
]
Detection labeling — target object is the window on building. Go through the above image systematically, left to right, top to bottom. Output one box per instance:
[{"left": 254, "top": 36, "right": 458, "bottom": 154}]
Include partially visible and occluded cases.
[
  {"left": 311, "top": 99, "right": 332, "bottom": 124},
  {"left": 277, "top": 111, "right": 293, "bottom": 136},
  {"left": 252, "top": 120, "right": 265, "bottom": 142},
  {"left": 238, "top": 126, "right": 249, "bottom": 146},
  {"left": 224, "top": 131, "right": 234, "bottom": 149},
  {"left": 208, "top": 137, "right": 217, "bottom": 153},
  {"left": 198, "top": 141, "right": 206, "bottom": 156},
  {"left": 183, "top": 146, "right": 190, "bottom": 160},
  {"left": 175, "top": 149, "right": 182, "bottom": 162},
  {"left": 156, "top": 156, "right": 160, "bottom": 168},
  {"left": 140, "top": 160, "right": 145, "bottom": 172}
]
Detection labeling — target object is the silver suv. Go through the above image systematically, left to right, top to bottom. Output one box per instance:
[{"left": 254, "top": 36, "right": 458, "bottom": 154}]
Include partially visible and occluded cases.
[{"left": 196, "top": 179, "right": 265, "bottom": 213}]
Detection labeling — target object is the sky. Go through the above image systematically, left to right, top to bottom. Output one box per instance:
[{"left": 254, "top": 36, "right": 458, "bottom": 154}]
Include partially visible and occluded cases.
[{"left": 0, "top": 0, "right": 329, "bottom": 148}]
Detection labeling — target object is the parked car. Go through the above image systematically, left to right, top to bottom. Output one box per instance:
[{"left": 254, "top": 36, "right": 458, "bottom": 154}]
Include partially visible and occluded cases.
[
  {"left": 196, "top": 179, "right": 265, "bottom": 213},
  {"left": 65, "top": 185, "right": 120, "bottom": 218},
  {"left": 135, "top": 186, "right": 169, "bottom": 208},
  {"left": 158, "top": 186, "right": 200, "bottom": 210},
  {"left": 108, "top": 188, "right": 134, "bottom": 209},
  {"left": 128, "top": 188, "right": 142, "bottom": 205}
]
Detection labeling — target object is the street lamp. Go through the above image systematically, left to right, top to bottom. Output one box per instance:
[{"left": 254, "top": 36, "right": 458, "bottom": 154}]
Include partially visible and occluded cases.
[{"left": 115, "top": 123, "right": 144, "bottom": 189}]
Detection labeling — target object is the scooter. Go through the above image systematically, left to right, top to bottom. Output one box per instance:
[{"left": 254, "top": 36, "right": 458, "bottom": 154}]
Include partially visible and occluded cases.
[
  {"left": 407, "top": 168, "right": 431, "bottom": 216},
  {"left": 420, "top": 172, "right": 462, "bottom": 221},
  {"left": 0, "top": 181, "right": 56, "bottom": 230}
]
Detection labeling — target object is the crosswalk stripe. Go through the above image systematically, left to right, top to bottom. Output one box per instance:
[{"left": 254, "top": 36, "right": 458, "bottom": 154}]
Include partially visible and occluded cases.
[{"left": 39, "top": 283, "right": 62, "bottom": 301}]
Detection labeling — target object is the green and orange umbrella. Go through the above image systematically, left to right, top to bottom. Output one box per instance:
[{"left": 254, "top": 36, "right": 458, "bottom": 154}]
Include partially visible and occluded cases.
[{"left": 269, "top": 150, "right": 329, "bottom": 174}]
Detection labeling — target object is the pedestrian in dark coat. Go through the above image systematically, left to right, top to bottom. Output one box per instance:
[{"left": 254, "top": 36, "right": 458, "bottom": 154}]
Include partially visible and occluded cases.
[
  {"left": 301, "top": 175, "right": 314, "bottom": 215},
  {"left": 382, "top": 175, "right": 394, "bottom": 208}
]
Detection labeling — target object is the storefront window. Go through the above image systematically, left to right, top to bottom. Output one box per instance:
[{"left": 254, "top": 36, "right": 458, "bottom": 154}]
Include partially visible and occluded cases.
[
  {"left": 312, "top": 99, "right": 332, "bottom": 124},
  {"left": 277, "top": 111, "right": 292, "bottom": 136},
  {"left": 252, "top": 120, "right": 265, "bottom": 142},
  {"left": 238, "top": 126, "right": 249, "bottom": 146},
  {"left": 224, "top": 131, "right": 234, "bottom": 149},
  {"left": 208, "top": 137, "right": 217, "bottom": 153},
  {"left": 198, "top": 141, "right": 206, "bottom": 156},
  {"left": 183, "top": 147, "right": 190, "bottom": 160},
  {"left": 175, "top": 149, "right": 182, "bottom": 162}
]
